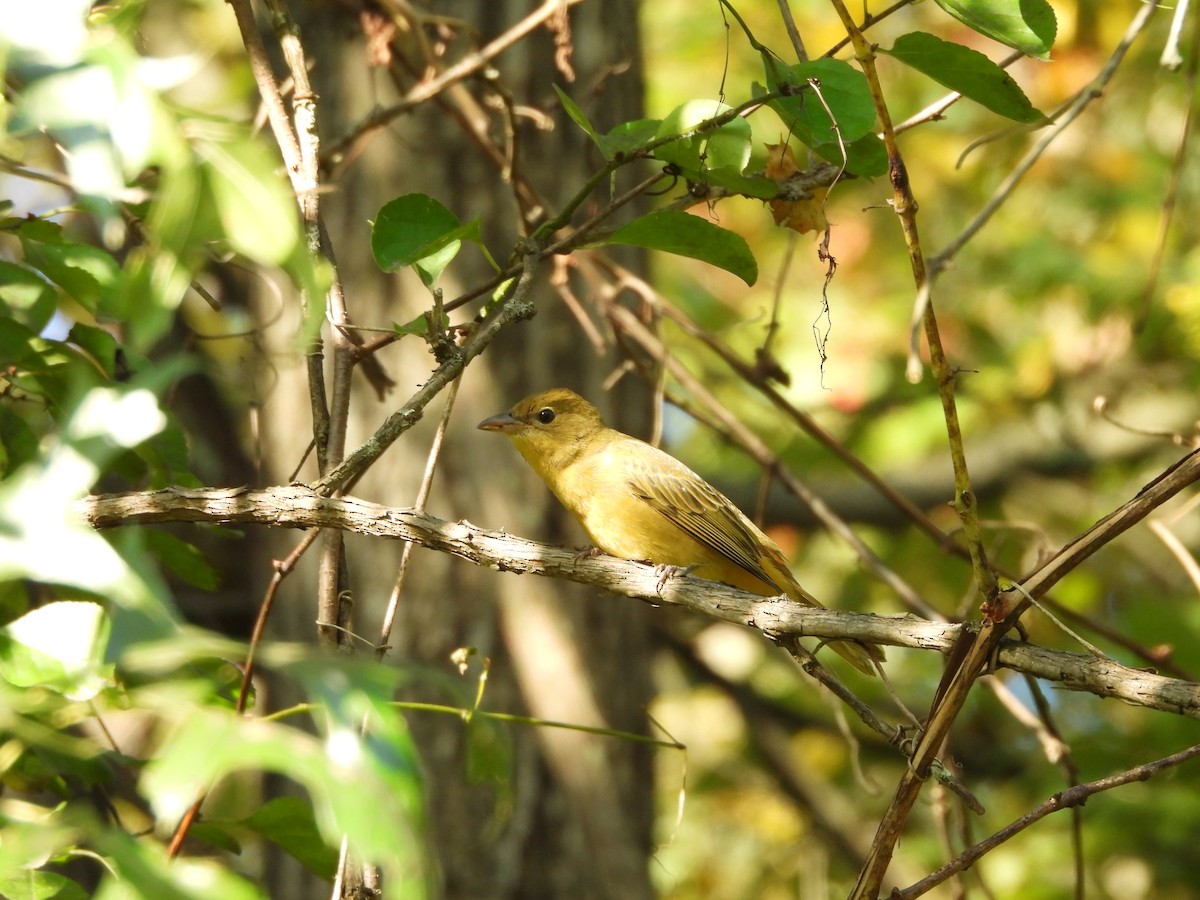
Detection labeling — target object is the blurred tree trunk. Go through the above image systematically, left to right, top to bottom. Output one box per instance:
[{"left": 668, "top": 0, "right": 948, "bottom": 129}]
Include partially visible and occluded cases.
[{"left": 257, "top": 2, "right": 655, "bottom": 897}]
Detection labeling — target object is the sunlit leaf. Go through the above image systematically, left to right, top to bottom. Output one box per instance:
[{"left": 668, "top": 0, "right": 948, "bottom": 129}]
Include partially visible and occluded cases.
[
  {"left": 932, "top": 0, "right": 1056, "bottom": 59},
  {"left": 883, "top": 32, "right": 1046, "bottom": 123},
  {"left": 762, "top": 57, "right": 876, "bottom": 147},
  {"left": 553, "top": 84, "right": 599, "bottom": 146},
  {"left": 654, "top": 101, "right": 752, "bottom": 174},
  {"left": 598, "top": 118, "right": 661, "bottom": 158},
  {"left": 197, "top": 137, "right": 302, "bottom": 266},
  {"left": 372, "top": 194, "right": 483, "bottom": 287},
  {"left": 602, "top": 210, "right": 757, "bottom": 285},
  {"left": 20, "top": 237, "right": 121, "bottom": 315},
  {"left": 0, "top": 261, "right": 57, "bottom": 332},
  {"left": 0, "top": 601, "right": 112, "bottom": 700},
  {"left": 140, "top": 698, "right": 427, "bottom": 891},
  {"left": 241, "top": 796, "right": 339, "bottom": 879},
  {"left": 93, "top": 827, "right": 266, "bottom": 900},
  {"left": 0, "top": 869, "right": 89, "bottom": 900}
]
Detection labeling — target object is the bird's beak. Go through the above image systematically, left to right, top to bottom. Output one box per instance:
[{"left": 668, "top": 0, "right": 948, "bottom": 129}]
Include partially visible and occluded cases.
[{"left": 478, "top": 411, "right": 521, "bottom": 433}]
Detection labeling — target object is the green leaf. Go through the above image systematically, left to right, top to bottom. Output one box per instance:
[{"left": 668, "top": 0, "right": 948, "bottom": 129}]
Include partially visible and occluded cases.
[
  {"left": 932, "top": 0, "right": 1056, "bottom": 60},
  {"left": 883, "top": 32, "right": 1046, "bottom": 123},
  {"left": 763, "top": 57, "right": 876, "bottom": 147},
  {"left": 553, "top": 84, "right": 599, "bottom": 147},
  {"left": 654, "top": 101, "right": 752, "bottom": 174},
  {"left": 597, "top": 118, "right": 661, "bottom": 159},
  {"left": 835, "top": 133, "right": 889, "bottom": 177},
  {"left": 196, "top": 136, "right": 302, "bottom": 266},
  {"left": 117, "top": 164, "right": 216, "bottom": 347},
  {"left": 703, "top": 167, "right": 779, "bottom": 199},
  {"left": 372, "top": 194, "right": 482, "bottom": 286},
  {"left": 603, "top": 210, "right": 757, "bottom": 285},
  {"left": 12, "top": 218, "right": 65, "bottom": 244},
  {"left": 20, "top": 237, "right": 121, "bottom": 315},
  {"left": 0, "top": 261, "right": 57, "bottom": 332},
  {"left": 393, "top": 308, "right": 450, "bottom": 340},
  {"left": 0, "top": 315, "right": 40, "bottom": 366},
  {"left": 0, "top": 323, "right": 105, "bottom": 407},
  {"left": 65, "top": 323, "right": 120, "bottom": 380},
  {"left": 0, "top": 407, "right": 39, "bottom": 478},
  {"left": 137, "top": 415, "right": 201, "bottom": 488},
  {"left": 144, "top": 530, "right": 220, "bottom": 591},
  {"left": 0, "top": 601, "right": 112, "bottom": 700},
  {"left": 141, "top": 668, "right": 428, "bottom": 888},
  {"left": 466, "top": 716, "right": 513, "bottom": 787},
  {"left": 241, "top": 796, "right": 339, "bottom": 879},
  {"left": 186, "top": 822, "right": 244, "bottom": 856},
  {"left": 93, "top": 828, "right": 267, "bottom": 900},
  {"left": 0, "top": 870, "right": 89, "bottom": 900}
]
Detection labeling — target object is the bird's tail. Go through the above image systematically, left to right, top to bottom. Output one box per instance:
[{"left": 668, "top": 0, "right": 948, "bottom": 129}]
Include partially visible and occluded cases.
[
  {"left": 774, "top": 564, "right": 885, "bottom": 676},
  {"left": 826, "top": 638, "right": 885, "bottom": 677}
]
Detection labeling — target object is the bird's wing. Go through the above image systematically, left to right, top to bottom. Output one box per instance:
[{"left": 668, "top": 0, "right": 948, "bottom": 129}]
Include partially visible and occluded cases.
[{"left": 625, "top": 454, "right": 782, "bottom": 592}]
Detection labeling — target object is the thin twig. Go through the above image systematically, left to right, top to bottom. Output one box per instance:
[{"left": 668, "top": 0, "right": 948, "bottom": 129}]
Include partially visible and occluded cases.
[
  {"left": 325, "top": 0, "right": 588, "bottom": 169},
  {"left": 776, "top": 0, "right": 809, "bottom": 62},
  {"left": 1160, "top": 0, "right": 1191, "bottom": 70},
  {"left": 1137, "top": 1, "right": 1199, "bottom": 329},
  {"left": 928, "top": 2, "right": 1159, "bottom": 277},
  {"left": 310, "top": 253, "right": 541, "bottom": 495},
  {"left": 376, "top": 377, "right": 462, "bottom": 659},
  {"left": 167, "top": 527, "right": 321, "bottom": 859},
  {"left": 893, "top": 742, "right": 1200, "bottom": 899}
]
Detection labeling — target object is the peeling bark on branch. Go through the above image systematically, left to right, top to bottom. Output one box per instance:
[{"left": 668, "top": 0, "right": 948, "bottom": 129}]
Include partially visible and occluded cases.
[{"left": 79, "top": 485, "right": 1200, "bottom": 719}]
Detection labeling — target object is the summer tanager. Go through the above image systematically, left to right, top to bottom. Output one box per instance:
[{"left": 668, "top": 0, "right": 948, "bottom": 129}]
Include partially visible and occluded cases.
[{"left": 479, "top": 388, "right": 882, "bottom": 675}]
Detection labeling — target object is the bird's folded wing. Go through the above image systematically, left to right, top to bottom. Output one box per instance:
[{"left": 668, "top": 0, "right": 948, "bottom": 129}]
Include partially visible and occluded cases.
[{"left": 627, "top": 462, "right": 782, "bottom": 592}]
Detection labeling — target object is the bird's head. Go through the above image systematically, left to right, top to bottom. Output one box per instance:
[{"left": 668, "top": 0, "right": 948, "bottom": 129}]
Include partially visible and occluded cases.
[{"left": 478, "top": 388, "right": 607, "bottom": 474}]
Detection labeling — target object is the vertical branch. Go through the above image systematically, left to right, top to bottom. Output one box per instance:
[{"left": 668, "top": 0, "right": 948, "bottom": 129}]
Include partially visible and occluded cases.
[
  {"left": 226, "top": 0, "right": 333, "bottom": 470},
  {"left": 232, "top": 0, "right": 359, "bottom": 650},
  {"left": 775, "top": 0, "right": 809, "bottom": 61},
  {"left": 825, "top": 0, "right": 994, "bottom": 605},
  {"left": 822, "top": 1, "right": 1001, "bottom": 894},
  {"left": 1138, "top": 1, "right": 1199, "bottom": 327}
]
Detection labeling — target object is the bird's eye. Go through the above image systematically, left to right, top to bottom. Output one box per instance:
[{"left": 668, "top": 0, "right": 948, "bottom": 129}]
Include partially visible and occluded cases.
[{"left": 536, "top": 407, "right": 556, "bottom": 424}]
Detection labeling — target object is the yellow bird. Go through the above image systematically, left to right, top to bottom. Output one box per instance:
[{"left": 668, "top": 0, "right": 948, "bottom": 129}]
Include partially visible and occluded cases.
[{"left": 479, "top": 388, "right": 882, "bottom": 675}]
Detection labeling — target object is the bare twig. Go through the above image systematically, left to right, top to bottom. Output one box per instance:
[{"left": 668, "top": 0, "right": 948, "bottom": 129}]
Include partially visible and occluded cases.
[
  {"left": 325, "top": 0, "right": 588, "bottom": 169},
  {"left": 775, "top": 0, "right": 808, "bottom": 62},
  {"left": 823, "top": 0, "right": 914, "bottom": 57},
  {"left": 1160, "top": 0, "right": 1191, "bottom": 70},
  {"left": 1137, "top": 1, "right": 1199, "bottom": 328},
  {"left": 928, "top": 2, "right": 1159, "bottom": 277},
  {"left": 310, "top": 253, "right": 540, "bottom": 495},
  {"left": 376, "top": 377, "right": 462, "bottom": 659},
  {"left": 853, "top": 445, "right": 1200, "bottom": 896},
  {"left": 167, "top": 527, "right": 321, "bottom": 859},
  {"left": 893, "top": 742, "right": 1200, "bottom": 899}
]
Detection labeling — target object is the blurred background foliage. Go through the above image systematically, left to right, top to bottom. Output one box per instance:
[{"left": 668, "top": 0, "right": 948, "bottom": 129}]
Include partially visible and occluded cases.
[
  {"left": 1, "top": 0, "right": 1199, "bottom": 897},
  {"left": 636, "top": 1, "right": 1200, "bottom": 897}
]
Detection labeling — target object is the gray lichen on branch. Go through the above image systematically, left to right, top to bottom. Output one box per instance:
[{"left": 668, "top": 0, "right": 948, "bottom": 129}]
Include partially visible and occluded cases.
[{"left": 78, "top": 483, "right": 1200, "bottom": 721}]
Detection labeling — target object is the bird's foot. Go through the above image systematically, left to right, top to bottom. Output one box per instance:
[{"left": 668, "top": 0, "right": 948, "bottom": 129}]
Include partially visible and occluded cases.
[
  {"left": 574, "top": 545, "right": 604, "bottom": 561},
  {"left": 654, "top": 564, "right": 699, "bottom": 593}
]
